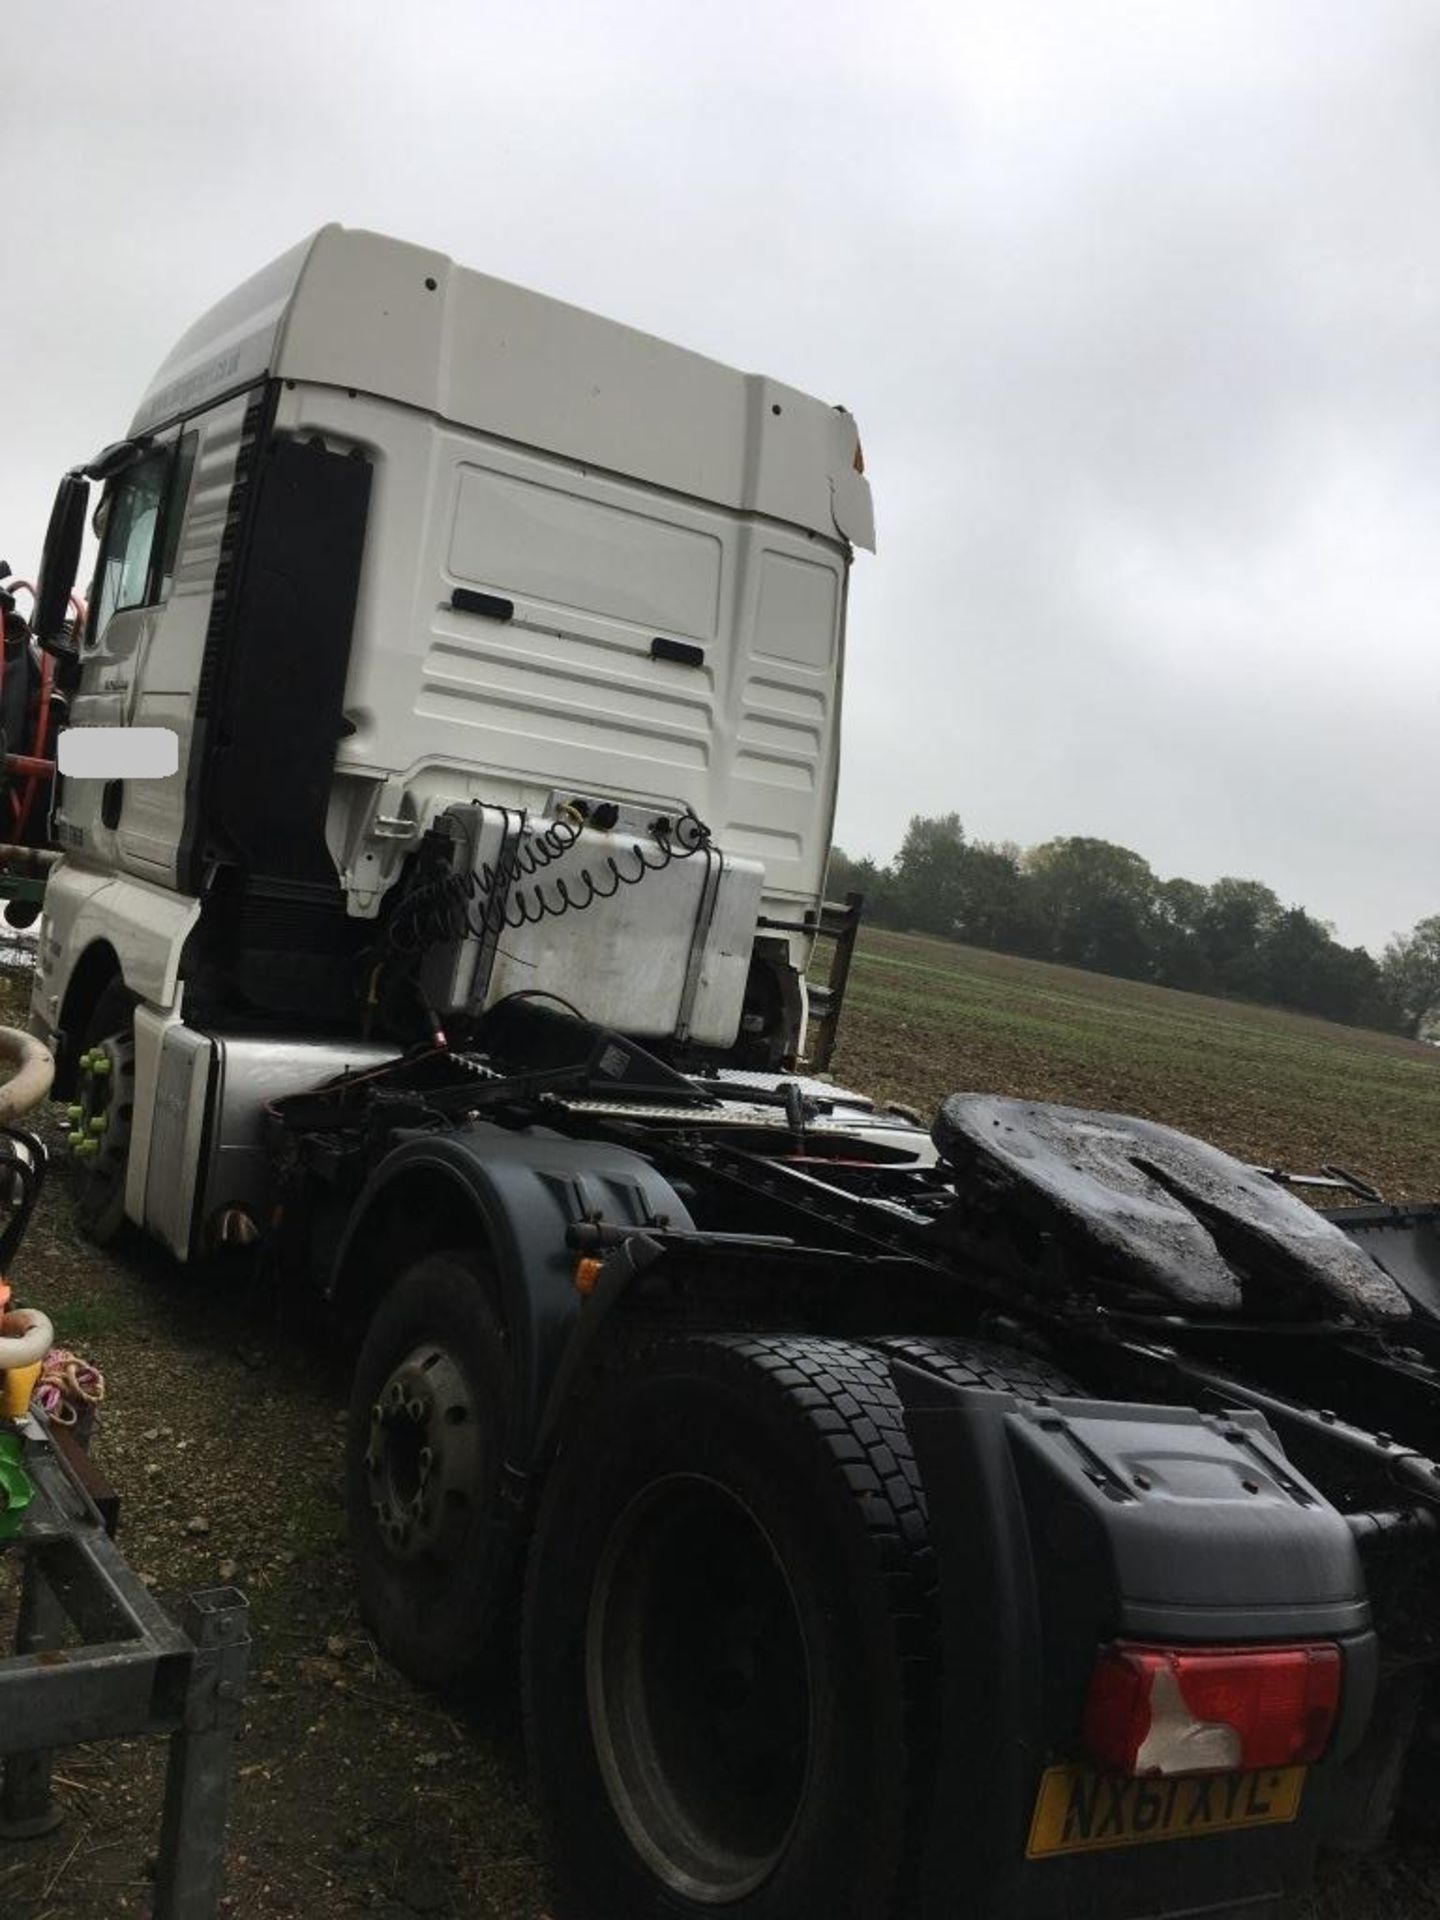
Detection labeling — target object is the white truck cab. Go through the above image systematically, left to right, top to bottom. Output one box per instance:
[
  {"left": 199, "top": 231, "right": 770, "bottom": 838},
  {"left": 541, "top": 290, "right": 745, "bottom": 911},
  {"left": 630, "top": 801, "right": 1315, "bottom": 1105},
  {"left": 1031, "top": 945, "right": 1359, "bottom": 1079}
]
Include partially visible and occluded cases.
[{"left": 27, "top": 226, "right": 873, "bottom": 1254}]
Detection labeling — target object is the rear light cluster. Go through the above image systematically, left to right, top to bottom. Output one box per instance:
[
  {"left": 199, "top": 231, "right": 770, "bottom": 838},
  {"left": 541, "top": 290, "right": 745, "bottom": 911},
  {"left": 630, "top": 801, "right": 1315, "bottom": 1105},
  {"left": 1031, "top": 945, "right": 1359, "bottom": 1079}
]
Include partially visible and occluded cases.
[{"left": 1082, "top": 1642, "right": 1342, "bottom": 1777}]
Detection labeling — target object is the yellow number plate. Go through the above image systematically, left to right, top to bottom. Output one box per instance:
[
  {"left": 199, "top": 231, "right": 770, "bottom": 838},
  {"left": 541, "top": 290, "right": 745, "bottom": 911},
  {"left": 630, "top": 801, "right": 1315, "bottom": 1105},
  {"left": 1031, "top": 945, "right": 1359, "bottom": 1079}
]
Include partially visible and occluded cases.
[{"left": 1026, "top": 1765, "right": 1306, "bottom": 1858}]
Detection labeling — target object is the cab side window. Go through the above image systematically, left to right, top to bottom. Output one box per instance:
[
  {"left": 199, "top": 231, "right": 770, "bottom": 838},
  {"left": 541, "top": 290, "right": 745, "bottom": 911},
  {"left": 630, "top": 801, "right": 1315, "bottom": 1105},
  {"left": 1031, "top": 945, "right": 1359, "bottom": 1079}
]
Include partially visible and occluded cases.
[{"left": 89, "top": 448, "right": 173, "bottom": 639}]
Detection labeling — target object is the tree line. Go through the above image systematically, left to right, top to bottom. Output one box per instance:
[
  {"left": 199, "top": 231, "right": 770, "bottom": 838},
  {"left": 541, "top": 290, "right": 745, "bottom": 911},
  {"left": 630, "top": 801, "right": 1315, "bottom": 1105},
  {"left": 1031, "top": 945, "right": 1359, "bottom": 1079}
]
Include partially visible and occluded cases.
[{"left": 828, "top": 815, "right": 1440, "bottom": 1039}]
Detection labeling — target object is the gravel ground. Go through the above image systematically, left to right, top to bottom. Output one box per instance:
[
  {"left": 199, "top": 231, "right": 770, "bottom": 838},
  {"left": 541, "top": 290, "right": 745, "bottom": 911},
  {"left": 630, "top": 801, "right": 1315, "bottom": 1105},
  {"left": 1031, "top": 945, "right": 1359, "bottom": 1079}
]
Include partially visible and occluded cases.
[{"left": 1, "top": 1142, "right": 546, "bottom": 1920}]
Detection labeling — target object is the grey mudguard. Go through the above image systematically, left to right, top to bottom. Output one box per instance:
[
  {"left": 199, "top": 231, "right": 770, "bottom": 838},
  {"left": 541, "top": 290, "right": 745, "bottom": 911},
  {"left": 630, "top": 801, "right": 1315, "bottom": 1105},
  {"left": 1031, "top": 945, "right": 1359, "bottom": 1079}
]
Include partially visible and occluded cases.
[
  {"left": 327, "top": 1121, "right": 694, "bottom": 1450},
  {"left": 895, "top": 1362, "right": 1375, "bottom": 1920},
  {"left": 1001, "top": 1397, "right": 1370, "bottom": 1643}
]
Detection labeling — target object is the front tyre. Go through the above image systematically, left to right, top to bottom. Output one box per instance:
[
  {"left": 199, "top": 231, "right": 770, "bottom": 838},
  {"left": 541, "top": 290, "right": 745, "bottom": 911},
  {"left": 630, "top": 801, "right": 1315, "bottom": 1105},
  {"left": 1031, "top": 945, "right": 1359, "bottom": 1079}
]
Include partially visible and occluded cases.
[
  {"left": 72, "top": 980, "right": 137, "bottom": 1246},
  {"left": 344, "top": 1251, "right": 517, "bottom": 1690},
  {"left": 523, "top": 1336, "right": 937, "bottom": 1920}
]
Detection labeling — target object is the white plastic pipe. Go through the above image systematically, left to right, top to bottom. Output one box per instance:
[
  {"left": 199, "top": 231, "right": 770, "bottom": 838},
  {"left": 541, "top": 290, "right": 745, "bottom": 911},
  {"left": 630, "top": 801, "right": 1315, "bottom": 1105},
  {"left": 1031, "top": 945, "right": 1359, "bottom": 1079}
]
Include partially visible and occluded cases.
[
  {"left": 0, "top": 1027, "right": 54, "bottom": 1122},
  {"left": 0, "top": 1306, "right": 54, "bottom": 1369}
]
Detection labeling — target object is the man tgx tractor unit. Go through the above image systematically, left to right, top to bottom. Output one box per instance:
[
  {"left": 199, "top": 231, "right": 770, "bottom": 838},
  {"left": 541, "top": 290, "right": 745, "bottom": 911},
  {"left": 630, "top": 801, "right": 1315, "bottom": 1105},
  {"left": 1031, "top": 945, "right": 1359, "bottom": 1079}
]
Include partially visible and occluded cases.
[{"left": 18, "top": 228, "right": 1440, "bottom": 1920}]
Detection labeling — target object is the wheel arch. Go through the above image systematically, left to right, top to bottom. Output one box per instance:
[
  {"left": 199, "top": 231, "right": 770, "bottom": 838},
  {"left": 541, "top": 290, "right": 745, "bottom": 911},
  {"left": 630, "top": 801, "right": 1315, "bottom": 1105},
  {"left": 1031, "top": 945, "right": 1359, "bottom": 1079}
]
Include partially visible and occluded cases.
[
  {"left": 54, "top": 940, "right": 125, "bottom": 1096},
  {"left": 327, "top": 1125, "right": 694, "bottom": 1458}
]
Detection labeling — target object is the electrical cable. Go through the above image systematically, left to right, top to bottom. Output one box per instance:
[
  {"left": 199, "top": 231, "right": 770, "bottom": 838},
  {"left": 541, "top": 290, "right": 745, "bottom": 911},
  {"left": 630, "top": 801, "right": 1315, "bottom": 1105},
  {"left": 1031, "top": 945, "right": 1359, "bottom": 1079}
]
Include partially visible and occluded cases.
[{"left": 385, "top": 804, "right": 716, "bottom": 961}]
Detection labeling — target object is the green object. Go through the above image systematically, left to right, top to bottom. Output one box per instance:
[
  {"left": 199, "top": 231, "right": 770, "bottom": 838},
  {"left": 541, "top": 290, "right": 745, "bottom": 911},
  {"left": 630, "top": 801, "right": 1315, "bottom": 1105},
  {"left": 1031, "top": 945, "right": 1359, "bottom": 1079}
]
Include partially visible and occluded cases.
[
  {"left": 0, "top": 875, "right": 45, "bottom": 907},
  {"left": 88, "top": 1055, "right": 111, "bottom": 1078},
  {"left": 65, "top": 1104, "right": 83, "bottom": 1123},
  {"left": 87, "top": 1114, "right": 107, "bottom": 1135},
  {"left": 0, "top": 1431, "right": 33, "bottom": 1541}
]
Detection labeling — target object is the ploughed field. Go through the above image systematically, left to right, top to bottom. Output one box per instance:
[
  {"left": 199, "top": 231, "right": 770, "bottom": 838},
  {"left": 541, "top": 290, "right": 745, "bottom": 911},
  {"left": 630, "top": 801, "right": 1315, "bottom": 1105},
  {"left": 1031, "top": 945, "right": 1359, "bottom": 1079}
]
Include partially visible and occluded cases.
[
  {"left": 831, "top": 928, "right": 1440, "bottom": 1202},
  {"left": 1, "top": 941, "right": 1438, "bottom": 1918}
]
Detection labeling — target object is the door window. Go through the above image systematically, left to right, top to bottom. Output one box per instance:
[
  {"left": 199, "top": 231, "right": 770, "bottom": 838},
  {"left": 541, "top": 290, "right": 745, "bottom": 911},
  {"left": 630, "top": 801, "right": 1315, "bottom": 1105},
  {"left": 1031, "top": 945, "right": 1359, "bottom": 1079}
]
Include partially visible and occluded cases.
[{"left": 89, "top": 449, "right": 171, "bottom": 639}]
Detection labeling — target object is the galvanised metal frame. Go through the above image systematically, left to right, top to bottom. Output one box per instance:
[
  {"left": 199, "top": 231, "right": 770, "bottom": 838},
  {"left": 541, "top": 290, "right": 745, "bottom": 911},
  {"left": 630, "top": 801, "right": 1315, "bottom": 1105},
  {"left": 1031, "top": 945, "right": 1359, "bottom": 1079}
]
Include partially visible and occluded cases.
[{"left": 0, "top": 1411, "right": 249, "bottom": 1918}]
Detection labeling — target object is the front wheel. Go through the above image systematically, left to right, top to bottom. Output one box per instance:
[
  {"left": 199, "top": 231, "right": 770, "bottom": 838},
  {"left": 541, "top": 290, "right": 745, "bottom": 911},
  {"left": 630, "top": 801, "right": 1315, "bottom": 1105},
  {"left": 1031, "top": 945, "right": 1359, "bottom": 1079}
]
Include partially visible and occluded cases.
[
  {"left": 71, "top": 980, "right": 137, "bottom": 1246},
  {"left": 344, "top": 1250, "right": 517, "bottom": 1690},
  {"left": 523, "top": 1336, "right": 938, "bottom": 1920}
]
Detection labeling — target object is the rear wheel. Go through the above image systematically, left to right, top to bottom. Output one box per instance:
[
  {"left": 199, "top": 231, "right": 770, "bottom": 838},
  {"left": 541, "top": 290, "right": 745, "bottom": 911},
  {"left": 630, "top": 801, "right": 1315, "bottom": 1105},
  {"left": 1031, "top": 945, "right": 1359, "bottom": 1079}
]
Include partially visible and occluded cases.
[
  {"left": 71, "top": 980, "right": 136, "bottom": 1246},
  {"left": 344, "top": 1251, "right": 517, "bottom": 1690},
  {"left": 876, "top": 1332, "right": 1081, "bottom": 1401},
  {"left": 523, "top": 1336, "right": 937, "bottom": 1920}
]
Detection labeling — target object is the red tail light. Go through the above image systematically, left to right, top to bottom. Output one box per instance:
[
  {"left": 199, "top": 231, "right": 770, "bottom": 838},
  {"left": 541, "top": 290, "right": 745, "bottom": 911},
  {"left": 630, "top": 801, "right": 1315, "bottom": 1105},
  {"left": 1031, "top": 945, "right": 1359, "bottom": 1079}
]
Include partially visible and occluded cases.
[{"left": 1081, "top": 1642, "right": 1342, "bottom": 1776}]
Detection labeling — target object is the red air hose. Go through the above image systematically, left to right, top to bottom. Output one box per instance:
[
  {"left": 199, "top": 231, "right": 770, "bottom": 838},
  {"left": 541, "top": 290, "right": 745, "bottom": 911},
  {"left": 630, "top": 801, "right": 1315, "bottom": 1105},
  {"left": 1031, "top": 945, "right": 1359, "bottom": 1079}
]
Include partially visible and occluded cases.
[
  {"left": 0, "top": 580, "right": 27, "bottom": 762},
  {"left": 1, "top": 581, "right": 79, "bottom": 842},
  {"left": 14, "top": 651, "right": 53, "bottom": 839}
]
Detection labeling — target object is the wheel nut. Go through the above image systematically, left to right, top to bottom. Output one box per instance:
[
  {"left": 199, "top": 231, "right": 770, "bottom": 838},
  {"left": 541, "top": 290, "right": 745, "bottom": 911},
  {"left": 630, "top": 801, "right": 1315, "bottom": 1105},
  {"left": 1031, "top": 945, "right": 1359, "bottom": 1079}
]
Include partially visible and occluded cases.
[
  {"left": 90, "top": 1056, "right": 111, "bottom": 1077},
  {"left": 65, "top": 1104, "right": 83, "bottom": 1122},
  {"left": 88, "top": 1115, "right": 108, "bottom": 1135},
  {"left": 406, "top": 1399, "right": 425, "bottom": 1423},
  {"left": 417, "top": 1447, "right": 433, "bottom": 1479}
]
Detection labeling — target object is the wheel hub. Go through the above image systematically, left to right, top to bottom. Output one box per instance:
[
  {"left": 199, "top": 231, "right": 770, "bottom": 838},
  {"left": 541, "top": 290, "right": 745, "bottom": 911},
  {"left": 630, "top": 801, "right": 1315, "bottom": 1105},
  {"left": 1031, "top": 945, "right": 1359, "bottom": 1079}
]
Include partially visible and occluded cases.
[
  {"left": 67, "top": 1034, "right": 134, "bottom": 1194},
  {"left": 364, "top": 1345, "right": 480, "bottom": 1563},
  {"left": 586, "top": 1475, "right": 811, "bottom": 1902}
]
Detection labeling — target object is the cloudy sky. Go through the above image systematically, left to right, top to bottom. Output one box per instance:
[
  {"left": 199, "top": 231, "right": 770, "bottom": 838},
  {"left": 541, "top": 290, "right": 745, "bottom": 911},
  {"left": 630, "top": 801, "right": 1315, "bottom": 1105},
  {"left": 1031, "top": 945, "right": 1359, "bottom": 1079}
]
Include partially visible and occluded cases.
[{"left": 4, "top": 0, "right": 1436, "bottom": 952}]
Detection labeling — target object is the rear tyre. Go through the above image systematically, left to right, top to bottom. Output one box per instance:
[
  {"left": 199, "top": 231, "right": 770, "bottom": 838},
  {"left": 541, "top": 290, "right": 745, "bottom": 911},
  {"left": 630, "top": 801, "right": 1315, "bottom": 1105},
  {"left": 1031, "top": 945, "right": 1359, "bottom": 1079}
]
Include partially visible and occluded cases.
[
  {"left": 73, "top": 980, "right": 137, "bottom": 1247},
  {"left": 344, "top": 1251, "right": 517, "bottom": 1690},
  {"left": 876, "top": 1332, "right": 1081, "bottom": 1401},
  {"left": 523, "top": 1336, "right": 937, "bottom": 1920}
]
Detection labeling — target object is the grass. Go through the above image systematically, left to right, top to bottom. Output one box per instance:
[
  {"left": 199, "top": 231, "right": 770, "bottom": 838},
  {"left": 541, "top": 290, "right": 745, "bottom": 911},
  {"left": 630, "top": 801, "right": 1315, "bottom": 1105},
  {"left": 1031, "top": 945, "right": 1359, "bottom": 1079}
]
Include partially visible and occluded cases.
[
  {"left": 829, "top": 928, "right": 1440, "bottom": 1201},
  {"left": 49, "top": 1293, "right": 133, "bottom": 1343}
]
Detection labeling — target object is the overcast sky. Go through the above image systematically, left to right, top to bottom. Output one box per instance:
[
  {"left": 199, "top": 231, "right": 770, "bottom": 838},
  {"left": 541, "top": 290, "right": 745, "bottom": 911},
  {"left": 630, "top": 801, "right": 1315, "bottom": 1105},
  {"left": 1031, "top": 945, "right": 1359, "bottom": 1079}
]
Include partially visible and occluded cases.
[{"left": 4, "top": 0, "right": 1436, "bottom": 952}]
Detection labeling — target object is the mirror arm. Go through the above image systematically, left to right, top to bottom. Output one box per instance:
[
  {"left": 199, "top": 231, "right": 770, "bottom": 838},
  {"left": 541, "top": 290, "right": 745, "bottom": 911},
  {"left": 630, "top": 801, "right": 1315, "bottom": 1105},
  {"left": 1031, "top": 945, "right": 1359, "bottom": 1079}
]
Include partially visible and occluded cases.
[{"left": 82, "top": 435, "right": 153, "bottom": 484}]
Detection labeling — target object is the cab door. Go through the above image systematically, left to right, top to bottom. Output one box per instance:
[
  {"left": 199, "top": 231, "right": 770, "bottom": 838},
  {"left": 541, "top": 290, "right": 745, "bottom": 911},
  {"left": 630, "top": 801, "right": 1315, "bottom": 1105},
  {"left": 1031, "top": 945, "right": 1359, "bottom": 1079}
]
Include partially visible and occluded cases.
[
  {"left": 57, "top": 387, "right": 262, "bottom": 887},
  {"left": 119, "top": 388, "right": 265, "bottom": 886},
  {"left": 58, "top": 431, "right": 184, "bottom": 870}
]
